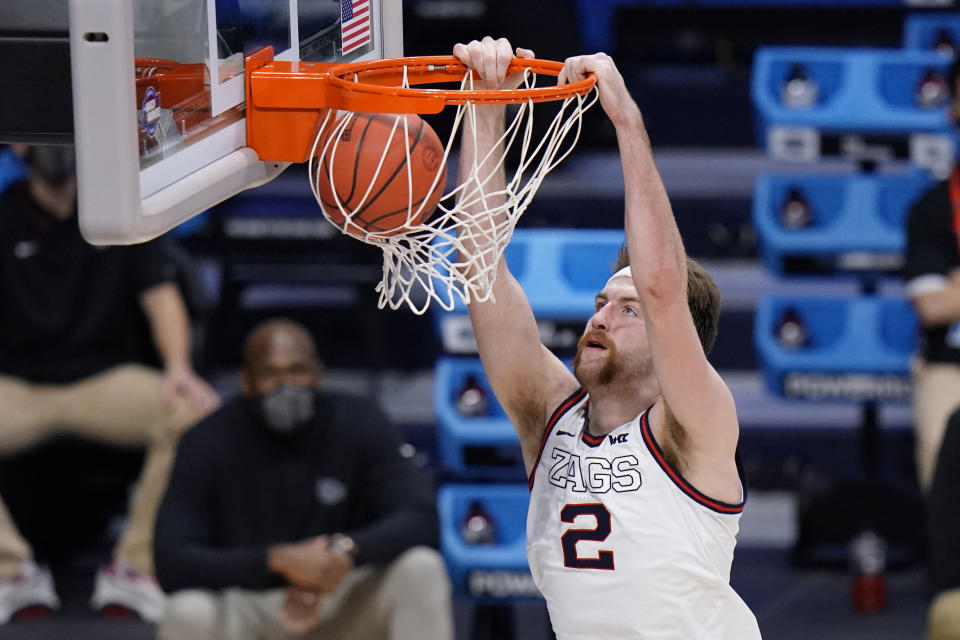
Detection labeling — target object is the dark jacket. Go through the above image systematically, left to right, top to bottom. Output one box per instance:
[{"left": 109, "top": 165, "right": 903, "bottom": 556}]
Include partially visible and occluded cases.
[
  {"left": 0, "top": 181, "right": 177, "bottom": 383},
  {"left": 154, "top": 391, "right": 438, "bottom": 592}
]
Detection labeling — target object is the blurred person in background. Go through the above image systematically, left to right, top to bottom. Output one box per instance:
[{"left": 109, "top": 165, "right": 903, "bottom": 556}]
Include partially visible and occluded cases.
[
  {"left": 905, "top": 55, "right": 960, "bottom": 640},
  {"left": 905, "top": 56, "right": 960, "bottom": 492},
  {"left": 0, "top": 144, "right": 218, "bottom": 622},
  {"left": 153, "top": 318, "right": 452, "bottom": 640}
]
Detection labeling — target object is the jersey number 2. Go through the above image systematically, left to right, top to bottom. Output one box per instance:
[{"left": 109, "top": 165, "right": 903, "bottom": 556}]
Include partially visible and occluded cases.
[{"left": 560, "top": 503, "right": 614, "bottom": 570}]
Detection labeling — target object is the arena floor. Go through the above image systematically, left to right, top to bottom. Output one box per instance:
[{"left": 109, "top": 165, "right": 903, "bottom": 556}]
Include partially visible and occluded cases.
[{"left": 0, "top": 514, "right": 929, "bottom": 640}]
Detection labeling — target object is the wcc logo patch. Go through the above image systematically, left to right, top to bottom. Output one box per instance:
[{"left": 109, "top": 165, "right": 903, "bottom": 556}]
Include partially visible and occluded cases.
[{"left": 608, "top": 433, "right": 629, "bottom": 445}]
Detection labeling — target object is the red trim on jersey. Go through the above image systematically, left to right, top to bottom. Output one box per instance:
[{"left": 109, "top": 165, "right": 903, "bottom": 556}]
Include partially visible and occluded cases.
[
  {"left": 528, "top": 387, "right": 588, "bottom": 491},
  {"left": 639, "top": 409, "right": 745, "bottom": 514},
  {"left": 580, "top": 429, "right": 605, "bottom": 446}
]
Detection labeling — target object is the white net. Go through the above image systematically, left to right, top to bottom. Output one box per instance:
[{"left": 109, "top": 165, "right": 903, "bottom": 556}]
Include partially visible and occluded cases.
[{"left": 308, "top": 66, "right": 598, "bottom": 314}]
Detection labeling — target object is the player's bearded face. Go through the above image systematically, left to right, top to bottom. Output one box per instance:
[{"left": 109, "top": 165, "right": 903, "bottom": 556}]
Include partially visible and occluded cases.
[
  {"left": 575, "top": 279, "right": 653, "bottom": 388},
  {"left": 574, "top": 328, "right": 653, "bottom": 387},
  {"left": 573, "top": 331, "right": 620, "bottom": 386}
]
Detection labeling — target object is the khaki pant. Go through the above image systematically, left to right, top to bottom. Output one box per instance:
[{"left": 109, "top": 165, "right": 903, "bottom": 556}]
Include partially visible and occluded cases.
[
  {"left": 912, "top": 359, "right": 960, "bottom": 491},
  {"left": 0, "top": 364, "right": 202, "bottom": 578},
  {"left": 158, "top": 547, "right": 454, "bottom": 640},
  {"left": 929, "top": 588, "right": 960, "bottom": 640}
]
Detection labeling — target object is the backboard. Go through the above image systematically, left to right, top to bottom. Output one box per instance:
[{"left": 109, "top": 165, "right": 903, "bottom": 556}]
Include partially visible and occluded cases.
[{"left": 69, "top": 0, "right": 401, "bottom": 244}]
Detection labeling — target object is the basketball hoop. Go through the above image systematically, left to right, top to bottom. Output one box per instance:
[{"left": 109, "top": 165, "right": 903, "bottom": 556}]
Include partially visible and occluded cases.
[{"left": 245, "top": 52, "right": 598, "bottom": 314}]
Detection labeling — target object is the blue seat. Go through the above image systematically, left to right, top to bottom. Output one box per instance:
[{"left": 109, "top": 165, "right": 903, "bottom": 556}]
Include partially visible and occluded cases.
[
  {"left": 903, "top": 13, "right": 960, "bottom": 53},
  {"left": 752, "top": 47, "right": 951, "bottom": 137},
  {"left": 752, "top": 172, "right": 934, "bottom": 275},
  {"left": 432, "top": 228, "right": 624, "bottom": 354},
  {"left": 754, "top": 296, "right": 916, "bottom": 401},
  {"left": 434, "top": 357, "right": 525, "bottom": 478},
  {"left": 437, "top": 484, "right": 539, "bottom": 602}
]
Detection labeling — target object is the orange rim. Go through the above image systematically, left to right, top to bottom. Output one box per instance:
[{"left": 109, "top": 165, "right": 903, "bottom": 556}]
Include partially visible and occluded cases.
[{"left": 324, "top": 55, "right": 597, "bottom": 107}]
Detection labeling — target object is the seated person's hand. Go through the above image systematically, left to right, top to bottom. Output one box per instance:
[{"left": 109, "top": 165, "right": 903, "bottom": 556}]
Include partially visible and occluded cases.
[
  {"left": 162, "top": 364, "right": 220, "bottom": 415},
  {"left": 267, "top": 536, "right": 354, "bottom": 594},
  {"left": 278, "top": 586, "right": 322, "bottom": 634}
]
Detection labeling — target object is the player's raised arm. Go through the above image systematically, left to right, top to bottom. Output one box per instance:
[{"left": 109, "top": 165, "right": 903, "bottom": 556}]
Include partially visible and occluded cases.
[
  {"left": 453, "top": 37, "right": 578, "bottom": 471},
  {"left": 560, "top": 54, "right": 740, "bottom": 494}
]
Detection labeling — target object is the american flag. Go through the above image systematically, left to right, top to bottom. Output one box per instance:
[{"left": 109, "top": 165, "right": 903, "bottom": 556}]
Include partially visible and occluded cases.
[{"left": 341, "top": 0, "right": 372, "bottom": 55}]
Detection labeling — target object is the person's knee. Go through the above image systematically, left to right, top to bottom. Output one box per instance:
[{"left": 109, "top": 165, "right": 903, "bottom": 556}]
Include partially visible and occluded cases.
[
  {"left": 109, "top": 364, "right": 201, "bottom": 443},
  {"left": 150, "top": 392, "right": 207, "bottom": 447},
  {"left": 161, "top": 405, "right": 201, "bottom": 441},
  {"left": 388, "top": 546, "right": 451, "bottom": 598},
  {"left": 381, "top": 547, "right": 453, "bottom": 638},
  {"left": 929, "top": 589, "right": 960, "bottom": 640},
  {"left": 158, "top": 590, "right": 219, "bottom": 640}
]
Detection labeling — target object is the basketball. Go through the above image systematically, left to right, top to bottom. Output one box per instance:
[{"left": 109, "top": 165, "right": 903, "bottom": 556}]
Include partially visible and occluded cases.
[{"left": 314, "top": 113, "right": 447, "bottom": 237}]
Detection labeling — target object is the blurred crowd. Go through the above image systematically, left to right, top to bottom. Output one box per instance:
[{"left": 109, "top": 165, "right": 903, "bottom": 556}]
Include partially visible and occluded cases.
[{"left": 0, "top": 144, "right": 453, "bottom": 638}]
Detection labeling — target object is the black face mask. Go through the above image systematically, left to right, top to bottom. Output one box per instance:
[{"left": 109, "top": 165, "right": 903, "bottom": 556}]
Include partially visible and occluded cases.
[
  {"left": 29, "top": 146, "right": 76, "bottom": 186},
  {"left": 255, "top": 385, "right": 317, "bottom": 435}
]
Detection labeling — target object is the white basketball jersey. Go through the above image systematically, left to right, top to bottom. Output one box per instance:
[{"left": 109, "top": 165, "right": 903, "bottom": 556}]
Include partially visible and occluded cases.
[{"left": 527, "top": 388, "right": 761, "bottom": 639}]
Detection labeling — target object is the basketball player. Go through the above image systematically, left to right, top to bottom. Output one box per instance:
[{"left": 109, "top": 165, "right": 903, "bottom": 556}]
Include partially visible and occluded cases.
[{"left": 452, "top": 37, "right": 761, "bottom": 638}]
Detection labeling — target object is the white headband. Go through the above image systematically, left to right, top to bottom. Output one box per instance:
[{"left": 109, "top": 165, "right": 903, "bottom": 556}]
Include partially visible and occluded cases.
[{"left": 605, "top": 266, "right": 632, "bottom": 288}]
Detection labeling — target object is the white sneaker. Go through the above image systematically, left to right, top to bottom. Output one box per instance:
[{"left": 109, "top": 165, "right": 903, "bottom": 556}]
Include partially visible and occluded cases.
[
  {"left": 0, "top": 560, "right": 60, "bottom": 623},
  {"left": 90, "top": 560, "right": 166, "bottom": 622}
]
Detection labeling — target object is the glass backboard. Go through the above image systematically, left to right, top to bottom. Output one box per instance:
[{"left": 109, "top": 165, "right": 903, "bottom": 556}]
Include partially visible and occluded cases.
[{"left": 69, "top": 0, "right": 401, "bottom": 244}]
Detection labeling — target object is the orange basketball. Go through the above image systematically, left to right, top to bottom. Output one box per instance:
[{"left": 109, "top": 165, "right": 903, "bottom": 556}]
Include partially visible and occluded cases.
[{"left": 314, "top": 113, "right": 447, "bottom": 237}]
